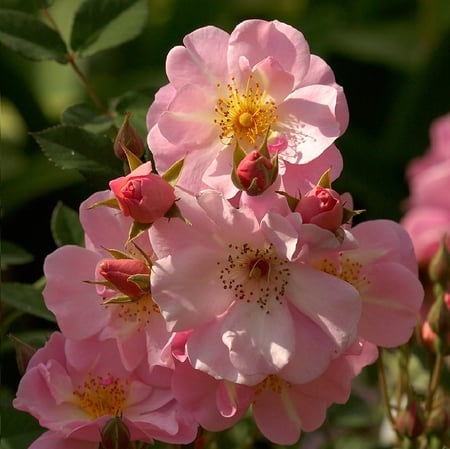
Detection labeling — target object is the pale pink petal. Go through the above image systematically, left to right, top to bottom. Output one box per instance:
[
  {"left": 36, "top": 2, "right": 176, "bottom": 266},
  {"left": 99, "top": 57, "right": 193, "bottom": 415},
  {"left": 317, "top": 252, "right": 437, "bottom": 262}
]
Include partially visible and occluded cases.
[
  {"left": 228, "top": 20, "right": 310, "bottom": 87},
  {"left": 166, "top": 26, "right": 229, "bottom": 89},
  {"left": 252, "top": 56, "right": 295, "bottom": 102},
  {"left": 146, "top": 84, "right": 176, "bottom": 128},
  {"left": 158, "top": 84, "right": 218, "bottom": 146},
  {"left": 276, "top": 85, "right": 340, "bottom": 164},
  {"left": 147, "top": 125, "right": 189, "bottom": 173},
  {"left": 281, "top": 144, "right": 343, "bottom": 195},
  {"left": 401, "top": 207, "right": 450, "bottom": 263},
  {"left": 260, "top": 211, "right": 300, "bottom": 260},
  {"left": 351, "top": 219, "right": 419, "bottom": 274},
  {"left": 43, "top": 246, "right": 108, "bottom": 339},
  {"left": 151, "top": 247, "right": 233, "bottom": 331},
  {"left": 358, "top": 263, "right": 423, "bottom": 347},
  {"left": 287, "top": 264, "right": 361, "bottom": 349},
  {"left": 221, "top": 300, "right": 295, "bottom": 376},
  {"left": 279, "top": 306, "right": 344, "bottom": 383},
  {"left": 252, "top": 384, "right": 304, "bottom": 445},
  {"left": 29, "top": 432, "right": 98, "bottom": 449}
]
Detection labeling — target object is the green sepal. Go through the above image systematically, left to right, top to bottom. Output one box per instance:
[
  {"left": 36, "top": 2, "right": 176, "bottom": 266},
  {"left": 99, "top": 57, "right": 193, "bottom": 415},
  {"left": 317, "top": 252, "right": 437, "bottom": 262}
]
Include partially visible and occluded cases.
[
  {"left": 259, "top": 128, "right": 272, "bottom": 159},
  {"left": 122, "top": 144, "right": 143, "bottom": 172},
  {"left": 230, "top": 144, "right": 247, "bottom": 190},
  {"left": 269, "top": 151, "right": 279, "bottom": 185},
  {"left": 161, "top": 157, "right": 184, "bottom": 186},
  {"left": 317, "top": 169, "right": 332, "bottom": 188},
  {"left": 276, "top": 190, "right": 300, "bottom": 212},
  {"left": 88, "top": 197, "right": 120, "bottom": 210},
  {"left": 164, "top": 201, "right": 189, "bottom": 224},
  {"left": 342, "top": 207, "right": 365, "bottom": 225},
  {"left": 128, "top": 220, "right": 152, "bottom": 242},
  {"left": 103, "top": 248, "right": 133, "bottom": 260},
  {"left": 127, "top": 273, "right": 150, "bottom": 291},
  {"left": 84, "top": 279, "right": 114, "bottom": 289},
  {"left": 103, "top": 294, "right": 142, "bottom": 305},
  {"left": 101, "top": 415, "right": 131, "bottom": 449}
]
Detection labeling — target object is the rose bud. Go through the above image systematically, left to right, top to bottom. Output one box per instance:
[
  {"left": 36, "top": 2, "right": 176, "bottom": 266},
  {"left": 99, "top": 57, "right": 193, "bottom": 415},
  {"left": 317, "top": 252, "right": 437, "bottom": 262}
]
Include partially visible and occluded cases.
[
  {"left": 114, "top": 112, "right": 145, "bottom": 161},
  {"left": 234, "top": 150, "right": 277, "bottom": 195},
  {"left": 109, "top": 161, "right": 176, "bottom": 223},
  {"left": 295, "top": 186, "right": 343, "bottom": 232},
  {"left": 428, "top": 235, "right": 450, "bottom": 287},
  {"left": 98, "top": 258, "right": 150, "bottom": 298},
  {"left": 395, "top": 401, "right": 425, "bottom": 439},
  {"left": 101, "top": 416, "right": 131, "bottom": 449}
]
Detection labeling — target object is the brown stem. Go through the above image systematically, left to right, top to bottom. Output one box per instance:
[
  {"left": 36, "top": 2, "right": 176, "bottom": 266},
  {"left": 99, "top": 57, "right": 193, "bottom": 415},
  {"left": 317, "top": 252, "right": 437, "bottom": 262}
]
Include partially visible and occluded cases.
[
  {"left": 66, "top": 53, "right": 109, "bottom": 115},
  {"left": 377, "top": 350, "right": 402, "bottom": 441},
  {"left": 424, "top": 353, "right": 443, "bottom": 420}
]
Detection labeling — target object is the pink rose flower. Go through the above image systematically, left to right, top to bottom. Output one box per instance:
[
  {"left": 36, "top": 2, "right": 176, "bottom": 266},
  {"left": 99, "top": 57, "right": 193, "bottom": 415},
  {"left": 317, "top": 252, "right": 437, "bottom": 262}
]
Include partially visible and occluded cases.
[
  {"left": 147, "top": 19, "right": 348, "bottom": 197},
  {"left": 401, "top": 113, "right": 450, "bottom": 264},
  {"left": 109, "top": 161, "right": 176, "bottom": 223},
  {"left": 295, "top": 185, "right": 343, "bottom": 231},
  {"left": 150, "top": 189, "right": 361, "bottom": 385},
  {"left": 43, "top": 191, "right": 173, "bottom": 371},
  {"left": 309, "top": 220, "right": 424, "bottom": 347},
  {"left": 13, "top": 333, "right": 198, "bottom": 447},
  {"left": 252, "top": 339, "right": 378, "bottom": 445}
]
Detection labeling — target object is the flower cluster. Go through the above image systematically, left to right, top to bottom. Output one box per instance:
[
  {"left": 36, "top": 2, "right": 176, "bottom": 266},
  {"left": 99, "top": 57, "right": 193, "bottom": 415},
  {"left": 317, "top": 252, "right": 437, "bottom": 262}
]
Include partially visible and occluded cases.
[
  {"left": 14, "top": 20, "right": 424, "bottom": 448},
  {"left": 401, "top": 113, "right": 450, "bottom": 355}
]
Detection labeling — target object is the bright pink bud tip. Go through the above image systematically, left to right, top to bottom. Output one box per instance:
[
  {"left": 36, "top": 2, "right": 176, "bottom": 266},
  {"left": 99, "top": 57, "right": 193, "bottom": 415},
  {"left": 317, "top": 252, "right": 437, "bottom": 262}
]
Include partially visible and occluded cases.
[
  {"left": 109, "top": 161, "right": 176, "bottom": 223},
  {"left": 295, "top": 186, "right": 343, "bottom": 232},
  {"left": 99, "top": 258, "right": 150, "bottom": 298}
]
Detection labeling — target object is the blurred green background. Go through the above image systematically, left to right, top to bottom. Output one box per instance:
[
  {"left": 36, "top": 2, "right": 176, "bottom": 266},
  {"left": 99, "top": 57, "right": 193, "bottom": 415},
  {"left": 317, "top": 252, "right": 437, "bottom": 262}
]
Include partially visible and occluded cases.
[{"left": 1, "top": 0, "right": 450, "bottom": 447}]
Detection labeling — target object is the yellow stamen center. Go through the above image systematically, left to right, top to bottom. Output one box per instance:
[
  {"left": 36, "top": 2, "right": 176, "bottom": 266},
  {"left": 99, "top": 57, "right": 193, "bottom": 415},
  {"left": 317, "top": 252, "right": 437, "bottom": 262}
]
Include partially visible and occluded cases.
[
  {"left": 214, "top": 76, "right": 277, "bottom": 147},
  {"left": 73, "top": 372, "right": 128, "bottom": 418}
]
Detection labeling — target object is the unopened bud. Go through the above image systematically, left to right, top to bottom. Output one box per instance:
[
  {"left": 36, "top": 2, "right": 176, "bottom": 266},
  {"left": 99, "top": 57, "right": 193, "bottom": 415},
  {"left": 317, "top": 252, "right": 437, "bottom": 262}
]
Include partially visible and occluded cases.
[
  {"left": 114, "top": 112, "right": 145, "bottom": 161},
  {"left": 233, "top": 150, "right": 278, "bottom": 195},
  {"left": 295, "top": 185, "right": 343, "bottom": 232},
  {"left": 428, "top": 235, "right": 450, "bottom": 286},
  {"left": 99, "top": 258, "right": 150, "bottom": 298},
  {"left": 426, "top": 296, "right": 450, "bottom": 354},
  {"left": 9, "top": 335, "right": 37, "bottom": 376},
  {"left": 395, "top": 401, "right": 425, "bottom": 439},
  {"left": 101, "top": 416, "right": 131, "bottom": 449}
]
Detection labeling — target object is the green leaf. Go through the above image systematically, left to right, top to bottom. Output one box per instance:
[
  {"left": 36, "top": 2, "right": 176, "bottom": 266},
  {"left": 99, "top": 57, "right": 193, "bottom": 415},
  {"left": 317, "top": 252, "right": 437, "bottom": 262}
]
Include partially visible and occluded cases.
[
  {"left": 70, "top": 0, "right": 148, "bottom": 56},
  {"left": 0, "top": 10, "right": 67, "bottom": 63},
  {"left": 62, "top": 103, "right": 115, "bottom": 133},
  {"left": 32, "top": 125, "right": 123, "bottom": 190},
  {"left": 50, "top": 201, "right": 84, "bottom": 247},
  {"left": 1, "top": 240, "right": 33, "bottom": 268},
  {"left": 1, "top": 282, "right": 56, "bottom": 322},
  {"left": 0, "top": 405, "right": 45, "bottom": 449}
]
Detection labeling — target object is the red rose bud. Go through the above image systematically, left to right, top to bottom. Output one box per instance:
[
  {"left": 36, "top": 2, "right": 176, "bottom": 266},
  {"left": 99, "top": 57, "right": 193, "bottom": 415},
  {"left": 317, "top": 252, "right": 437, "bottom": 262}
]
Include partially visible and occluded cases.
[
  {"left": 114, "top": 112, "right": 145, "bottom": 161},
  {"left": 235, "top": 150, "right": 277, "bottom": 195},
  {"left": 109, "top": 162, "right": 176, "bottom": 223},
  {"left": 295, "top": 186, "right": 343, "bottom": 232},
  {"left": 99, "top": 258, "right": 150, "bottom": 298},
  {"left": 395, "top": 401, "right": 425, "bottom": 439},
  {"left": 101, "top": 416, "right": 131, "bottom": 449}
]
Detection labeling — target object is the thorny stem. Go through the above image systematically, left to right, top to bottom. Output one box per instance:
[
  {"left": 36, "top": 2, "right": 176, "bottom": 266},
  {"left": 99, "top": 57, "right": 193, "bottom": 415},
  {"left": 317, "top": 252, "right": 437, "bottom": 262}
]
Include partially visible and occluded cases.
[{"left": 377, "top": 350, "right": 402, "bottom": 441}]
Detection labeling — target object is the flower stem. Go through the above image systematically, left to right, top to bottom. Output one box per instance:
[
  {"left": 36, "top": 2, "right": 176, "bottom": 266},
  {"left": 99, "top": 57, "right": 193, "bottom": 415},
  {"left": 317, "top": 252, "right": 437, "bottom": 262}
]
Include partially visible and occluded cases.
[
  {"left": 66, "top": 53, "right": 109, "bottom": 115},
  {"left": 377, "top": 349, "right": 402, "bottom": 440},
  {"left": 424, "top": 352, "right": 443, "bottom": 420}
]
